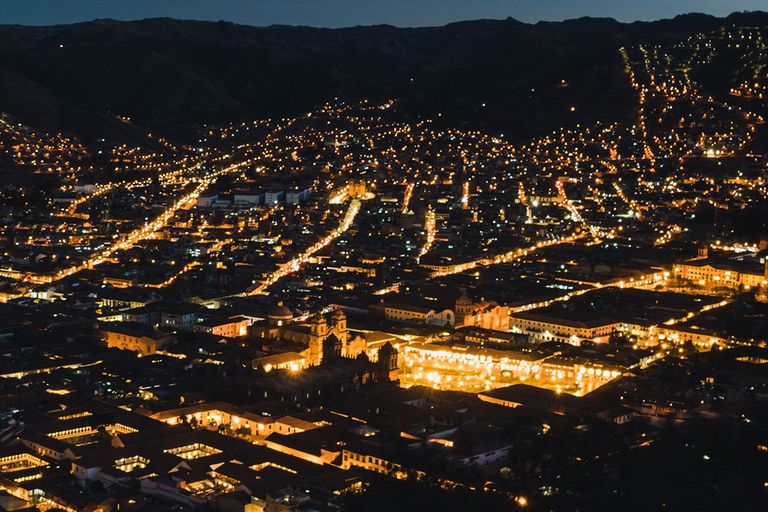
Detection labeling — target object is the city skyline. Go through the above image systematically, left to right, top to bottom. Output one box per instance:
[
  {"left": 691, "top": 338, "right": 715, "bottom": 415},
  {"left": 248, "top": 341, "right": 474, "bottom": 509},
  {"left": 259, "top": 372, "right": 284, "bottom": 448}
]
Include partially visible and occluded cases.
[{"left": 3, "top": 0, "right": 767, "bottom": 28}]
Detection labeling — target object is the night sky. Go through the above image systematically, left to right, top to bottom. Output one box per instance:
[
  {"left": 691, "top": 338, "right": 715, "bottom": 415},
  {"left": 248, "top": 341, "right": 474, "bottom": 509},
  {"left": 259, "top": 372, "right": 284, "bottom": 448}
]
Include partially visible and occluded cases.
[{"left": 3, "top": 0, "right": 765, "bottom": 28}]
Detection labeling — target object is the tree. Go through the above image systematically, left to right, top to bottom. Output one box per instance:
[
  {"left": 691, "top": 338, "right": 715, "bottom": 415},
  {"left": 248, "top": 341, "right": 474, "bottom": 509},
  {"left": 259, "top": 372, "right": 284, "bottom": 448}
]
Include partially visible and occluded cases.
[
  {"left": 608, "top": 331, "right": 630, "bottom": 346},
  {"left": 93, "top": 425, "right": 113, "bottom": 443}
]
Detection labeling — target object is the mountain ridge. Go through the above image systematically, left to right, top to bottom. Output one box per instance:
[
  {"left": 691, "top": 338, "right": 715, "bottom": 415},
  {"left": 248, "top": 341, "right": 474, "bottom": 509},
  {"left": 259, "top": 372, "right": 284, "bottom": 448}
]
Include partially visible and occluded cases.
[{"left": 0, "top": 13, "right": 764, "bottom": 142}]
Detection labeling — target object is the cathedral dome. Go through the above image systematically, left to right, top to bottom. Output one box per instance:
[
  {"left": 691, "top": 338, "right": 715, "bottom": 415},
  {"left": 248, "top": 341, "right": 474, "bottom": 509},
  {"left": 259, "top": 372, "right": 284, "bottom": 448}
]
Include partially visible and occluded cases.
[
  {"left": 456, "top": 292, "right": 472, "bottom": 307},
  {"left": 268, "top": 302, "right": 293, "bottom": 323}
]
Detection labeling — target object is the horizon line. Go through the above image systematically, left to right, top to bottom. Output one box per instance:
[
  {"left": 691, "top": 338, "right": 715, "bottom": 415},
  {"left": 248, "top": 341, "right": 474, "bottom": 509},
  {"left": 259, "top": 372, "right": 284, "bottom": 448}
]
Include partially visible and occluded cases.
[{"left": 1, "top": 10, "right": 764, "bottom": 31}]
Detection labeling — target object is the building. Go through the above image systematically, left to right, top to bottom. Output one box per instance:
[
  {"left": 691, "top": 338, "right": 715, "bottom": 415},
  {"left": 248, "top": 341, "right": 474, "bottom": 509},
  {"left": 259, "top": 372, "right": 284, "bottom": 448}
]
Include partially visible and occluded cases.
[
  {"left": 286, "top": 188, "right": 312, "bottom": 204},
  {"left": 233, "top": 190, "right": 264, "bottom": 206},
  {"left": 264, "top": 190, "right": 285, "bottom": 204},
  {"left": 196, "top": 192, "right": 218, "bottom": 208},
  {"left": 212, "top": 195, "right": 233, "bottom": 209},
  {"left": 418, "top": 255, "right": 476, "bottom": 275},
  {"left": 676, "top": 257, "right": 768, "bottom": 289},
  {"left": 102, "top": 276, "right": 138, "bottom": 288},
  {"left": 99, "top": 289, "right": 158, "bottom": 310},
  {"left": 455, "top": 292, "right": 509, "bottom": 331},
  {"left": 120, "top": 301, "right": 203, "bottom": 331},
  {"left": 153, "top": 301, "right": 203, "bottom": 331},
  {"left": 370, "top": 301, "right": 454, "bottom": 327},
  {"left": 253, "top": 305, "right": 367, "bottom": 366},
  {"left": 509, "top": 311, "right": 617, "bottom": 344},
  {"left": 195, "top": 316, "right": 250, "bottom": 338},
  {"left": 95, "top": 321, "right": 175, "bottom": 356},
  {"left": 657, "top": 324, "right": 727, "bottom": 351},
  {"left": 376, "top": 342, "right": 399, "bottom": 383},
  {"left": 253, "top": 352, "right": 307, "bottom": 372},
  {"left": 478, "top": 384, "right": 585, "bottom": 415},
  {"left": 150, "top": 401, "right": 281, "bottom": 436}
]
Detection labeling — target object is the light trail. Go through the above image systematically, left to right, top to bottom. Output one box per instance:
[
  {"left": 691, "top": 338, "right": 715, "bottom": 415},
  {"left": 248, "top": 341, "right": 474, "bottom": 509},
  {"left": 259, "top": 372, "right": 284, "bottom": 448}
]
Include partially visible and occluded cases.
[
  {"left": 51, "top": 160, "right": 251, "bottom": 281},
  {"left": 59, "top": 161, "right": 205, "bottom": 218},
  {"left": 555, "top": 180, "right": 601, "bottom": 239},
  {"left": 402, "top": 182, "right": 414, "bottom": 214},
  {"left": 613, "top": 182, "right": 642, "bottom": 219},
  {"left": 248, "top": 199, "right": 362, "bottom": 295},
  {"left": 418, "top": 208, "right": 436, "bottom": 262},
  {"left": 654, "top": 224, "right": 681, "bottom": 246},
  {"left": 370, "top": 232, "right": 589, "bottom": 295},
  {"left": 147, "top": 261, "right": 202, "bottom": 288}
]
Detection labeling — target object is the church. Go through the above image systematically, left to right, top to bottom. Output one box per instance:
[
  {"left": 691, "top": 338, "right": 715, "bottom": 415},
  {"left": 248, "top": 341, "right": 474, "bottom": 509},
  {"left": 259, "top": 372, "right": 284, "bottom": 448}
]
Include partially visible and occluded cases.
[
  {"left": 454, "top": 292, "right": 510, "bottom": 331},
  {"left": 252, "top": 302, "right": 368, "bottom": 366}
]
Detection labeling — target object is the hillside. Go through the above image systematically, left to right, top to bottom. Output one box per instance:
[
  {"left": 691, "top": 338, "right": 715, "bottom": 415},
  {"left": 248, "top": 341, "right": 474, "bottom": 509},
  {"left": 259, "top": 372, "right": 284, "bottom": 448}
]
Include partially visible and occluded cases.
[{"left": 0, "top": 12, "right": 765, "bottom": 141}]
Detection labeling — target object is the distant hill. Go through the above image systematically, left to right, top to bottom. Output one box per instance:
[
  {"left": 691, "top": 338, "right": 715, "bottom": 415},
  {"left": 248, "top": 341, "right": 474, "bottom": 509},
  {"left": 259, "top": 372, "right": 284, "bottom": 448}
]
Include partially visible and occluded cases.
[
  {"left": 0, "top": 12, "right": 766, "bottom": 141},
  {"left": 0, "top": 68, "right": 160, "bottom": 147}
]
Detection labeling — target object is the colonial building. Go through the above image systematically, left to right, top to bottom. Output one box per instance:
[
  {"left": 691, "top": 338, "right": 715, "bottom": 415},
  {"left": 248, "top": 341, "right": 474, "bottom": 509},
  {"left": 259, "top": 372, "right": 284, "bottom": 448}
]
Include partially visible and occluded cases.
[
  {"left": 676, "top": 257, "right": 768, "bottom": 289},
  {"left": 454, "top": 292, "right": 509, "bottom": 331},
  {"left": 369, "top": 301, "right": 454, "bottom": 327},
  {"left": 251, "top": 302, "right": 295, "bottom": 340},
  {"left": 253, "top": 304, "right": 366, "bottom": 366},
  {"left": 509, "top": 311, "right": 618, "bottom": 344},
  {"left": 95, "top": 321, "right": 175, "bottom": 356},
  {"left": 376, "top": 342, "right": 399, "bottom": 383},
  {"left": 252, "top": 352, "right": 307, "bottom": 372}
]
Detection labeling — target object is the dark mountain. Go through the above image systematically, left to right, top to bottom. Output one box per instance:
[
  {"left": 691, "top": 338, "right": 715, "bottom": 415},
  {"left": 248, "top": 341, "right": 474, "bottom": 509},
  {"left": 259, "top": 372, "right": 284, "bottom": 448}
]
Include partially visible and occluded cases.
[
  {"left": 0, "top": 12, "right": 764, "bottom": 140},
  {"left": 0, "top": 68, "right": 161, "bottom": 147}
]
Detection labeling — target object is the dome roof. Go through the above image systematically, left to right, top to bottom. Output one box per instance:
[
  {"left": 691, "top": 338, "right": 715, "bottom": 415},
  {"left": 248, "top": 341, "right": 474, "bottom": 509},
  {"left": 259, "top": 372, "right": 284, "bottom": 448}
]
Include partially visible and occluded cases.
[
  {"left": 456, "top": 292, "right": 472, "bottom": 305},
  {"left": 268, "top": 302, "right": 293, "bottom": 320}
]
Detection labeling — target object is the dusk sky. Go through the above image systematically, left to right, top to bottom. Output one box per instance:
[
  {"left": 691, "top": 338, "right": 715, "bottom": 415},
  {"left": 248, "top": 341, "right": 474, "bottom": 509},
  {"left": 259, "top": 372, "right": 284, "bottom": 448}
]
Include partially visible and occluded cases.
[{"left": 2, "top": 0, "right": 764, "bottom": 28}]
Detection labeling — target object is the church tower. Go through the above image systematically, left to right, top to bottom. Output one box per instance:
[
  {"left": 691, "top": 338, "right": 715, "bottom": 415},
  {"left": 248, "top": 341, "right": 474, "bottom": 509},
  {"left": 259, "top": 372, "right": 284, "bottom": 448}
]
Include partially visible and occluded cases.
[
  {"left": 455, "top": 292, "right": 473, "bottom": 327},
  {"left": 332, "top": 309, "right": 348, "bottom": 346},
  {"left": 310, "top": 313, "right": 328, "bottom": 337},
  {"left": 309, "top": 314, "right": 328, "bottom": 366},
  {"left": 376, "top": 342, "right": 399, "bottom": 383}
]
